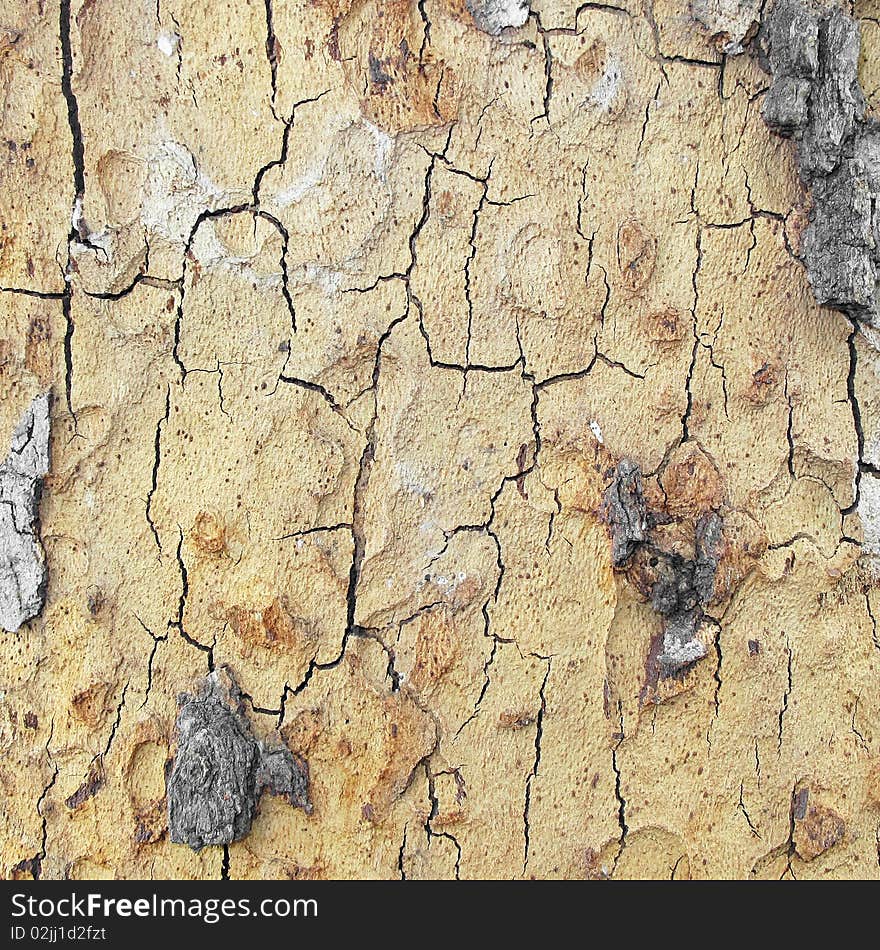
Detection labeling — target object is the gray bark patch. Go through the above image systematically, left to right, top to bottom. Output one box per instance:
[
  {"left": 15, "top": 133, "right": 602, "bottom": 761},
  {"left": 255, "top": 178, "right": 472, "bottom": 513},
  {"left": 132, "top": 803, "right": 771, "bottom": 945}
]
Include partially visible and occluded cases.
[
  {"left": 761, "top": 0, "right": 879, "bottom": 325},
  {"left": 0, "top": 393, "right": 50, "bottom": 633},
  {"left": 601, "top": 459, "right": 648, "bottom": 568},
  {"left": 603, "top": 462, "right": 724, "bottom": 677},
  {"left": 654, "top": 512, "right": 723, "bottom": 675},
  {"left": 168, "top": 667, "right": 310, "bottom": 851}
]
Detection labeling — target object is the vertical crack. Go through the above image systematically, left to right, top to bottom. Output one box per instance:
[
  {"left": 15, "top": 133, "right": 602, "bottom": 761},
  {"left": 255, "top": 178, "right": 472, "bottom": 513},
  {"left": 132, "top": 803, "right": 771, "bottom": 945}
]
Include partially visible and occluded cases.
[
  {"left": 59, "top": 0, "right": 85, "bottom": 206},
  {"left": 60, "top": 0, "right": 86, "bottom": 427},
  {"left": 263, "top": 0, "right": 279, "bottom": 118},
  {"left": 417, "top": 0, "right": 432, "bottom": 70},
  {"left": 529, "top": 11, "right": 554, "bottom": 127},
  {"left": 252, "top": 91, "right": 331, "bottom": 209},
  {"left": 464, "top": 177, "right": 490, "bottom": 367},
  {"left": 680, "top": 228, "right": 704, "bottom": 443},
  {"left": 61, "top": 291, "right": 76, "bottom": 426},
  {"left": 278, "top": 311, "right": 407, "bottom": 704},
  {"left": 843, "top": 318, "right": 878, "bottom": 515},
  {"left": 681, "top": 339, "right": 698, "bottom": 442},
  {"left": 784, "top": 371, "right": 796, "bottom": 478},
  {"left": 145, "top": 385, "right": 170, "bottom": 552},
  {"left": 171, "top": 525, "right": 214, "bottom": 669},
  {"left": 866, "top": 592, "right": 880, "bottom": 653},
  {"left": 135, "top": 613, "right": 167, "bottom": 710},
  {"left": 708, "top": 620, "right": 722, "bottom": 748},
  {"left": 777, "top": 637, "right": 792, "bottom": 753},
  {"left": 522, "top": 657, "right": 551, "bottom": 876},
  {"left": 100, "top": 682, "right": 128, "bottom": 760},
  {"left": 609, "top": 690, "right": 629, "bottom": 876},
  {"left": 851, "top": 693, "right": 869, "bottom": 752},
  {"left": 22, "top": 720, "right": 58, "bottom": 880},
  {"left": 610, "top": 740, "right": 628, "bottom": 875},
  {"left": 33, "top": 763, "right": 58, "bottom": 881},
  {"left": 424, "top": 765, "right": 462, "bottom": 880},
  {"left": 782, "top": 781, "right": 799, "bottom": 880},
  {"left": 738, "top": 782, "right": 761, "bottom": 838},
  {"left": 398, "top": 824, "right": 407, "bottom": 879}
]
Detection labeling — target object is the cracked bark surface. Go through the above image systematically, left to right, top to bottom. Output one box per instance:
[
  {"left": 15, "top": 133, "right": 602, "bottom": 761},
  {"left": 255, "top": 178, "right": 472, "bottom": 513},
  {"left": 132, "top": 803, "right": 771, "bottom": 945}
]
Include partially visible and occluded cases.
[{"left": 2, "top": 0, "right": 880, "bottom": 880}]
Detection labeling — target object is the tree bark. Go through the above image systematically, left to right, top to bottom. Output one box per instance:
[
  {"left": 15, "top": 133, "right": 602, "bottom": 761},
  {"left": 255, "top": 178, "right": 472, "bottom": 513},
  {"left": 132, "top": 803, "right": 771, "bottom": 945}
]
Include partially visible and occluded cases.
[{"left": 1, "top": 0, "right": 879, "bottom": 880}]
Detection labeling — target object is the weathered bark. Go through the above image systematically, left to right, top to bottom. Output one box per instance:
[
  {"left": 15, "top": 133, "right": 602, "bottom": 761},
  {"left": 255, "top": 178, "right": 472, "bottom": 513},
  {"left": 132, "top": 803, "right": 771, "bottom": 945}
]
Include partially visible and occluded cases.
[{"left": 2, "top": 0, "right": 880, "bottom": 880}]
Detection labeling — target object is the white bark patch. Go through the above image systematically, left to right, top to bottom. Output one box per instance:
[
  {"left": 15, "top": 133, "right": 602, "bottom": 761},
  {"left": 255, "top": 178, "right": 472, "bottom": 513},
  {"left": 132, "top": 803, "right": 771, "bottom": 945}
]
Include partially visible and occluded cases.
[
  {"left": 467, "top": 0, "right": 530, "bottom": 35},
  {"left": 690, "top": 0, "right": 762, "bottom": 53},
  {"left": 156, "top": 31, "right": 180, "bottom": 57},
  {"left": 588, "top": 58, "right": 622, "bottom": 113},
  {"left": 361, "top": 119, "right": 394, "bottom": 181},
  {"left": 141, "top": 141, "right": 227, "bottom": 246},
  {"left": 274, "top": 166, "right": 325, "bottom": 208},
  {"left": 70, "top": 194, "right": 84, "bottom": 232},
  {"left": 189, "top": 219, "right": 283, "bottom": 288},
  {"left": 301, "top": 263, "right": 344, "bottom": 294},
  {"left": 0, "top": 394, "right": 51, "bottom": 632},
  {"left": 395, "top": 461, "right": 434, "bottom": 506},
  {"left": 858, "top": 474, "right": 880, "bottom": 557},
  {"left": 660, "top": 624, "right": 708, "bottom": 670}
]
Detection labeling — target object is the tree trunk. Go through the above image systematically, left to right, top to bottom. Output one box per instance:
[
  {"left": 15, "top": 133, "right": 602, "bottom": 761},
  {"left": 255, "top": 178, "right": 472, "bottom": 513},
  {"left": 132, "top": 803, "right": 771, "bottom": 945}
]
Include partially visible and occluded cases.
[{"left": 2, "top": 0, "right": 879, "bottom": 880}]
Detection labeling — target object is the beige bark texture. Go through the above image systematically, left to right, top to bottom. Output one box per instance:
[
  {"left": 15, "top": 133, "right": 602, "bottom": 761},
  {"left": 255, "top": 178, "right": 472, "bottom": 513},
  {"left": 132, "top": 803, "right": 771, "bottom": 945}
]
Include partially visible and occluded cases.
[{"left": 1, "top": 0, "right": 880, "bottom": 880}]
